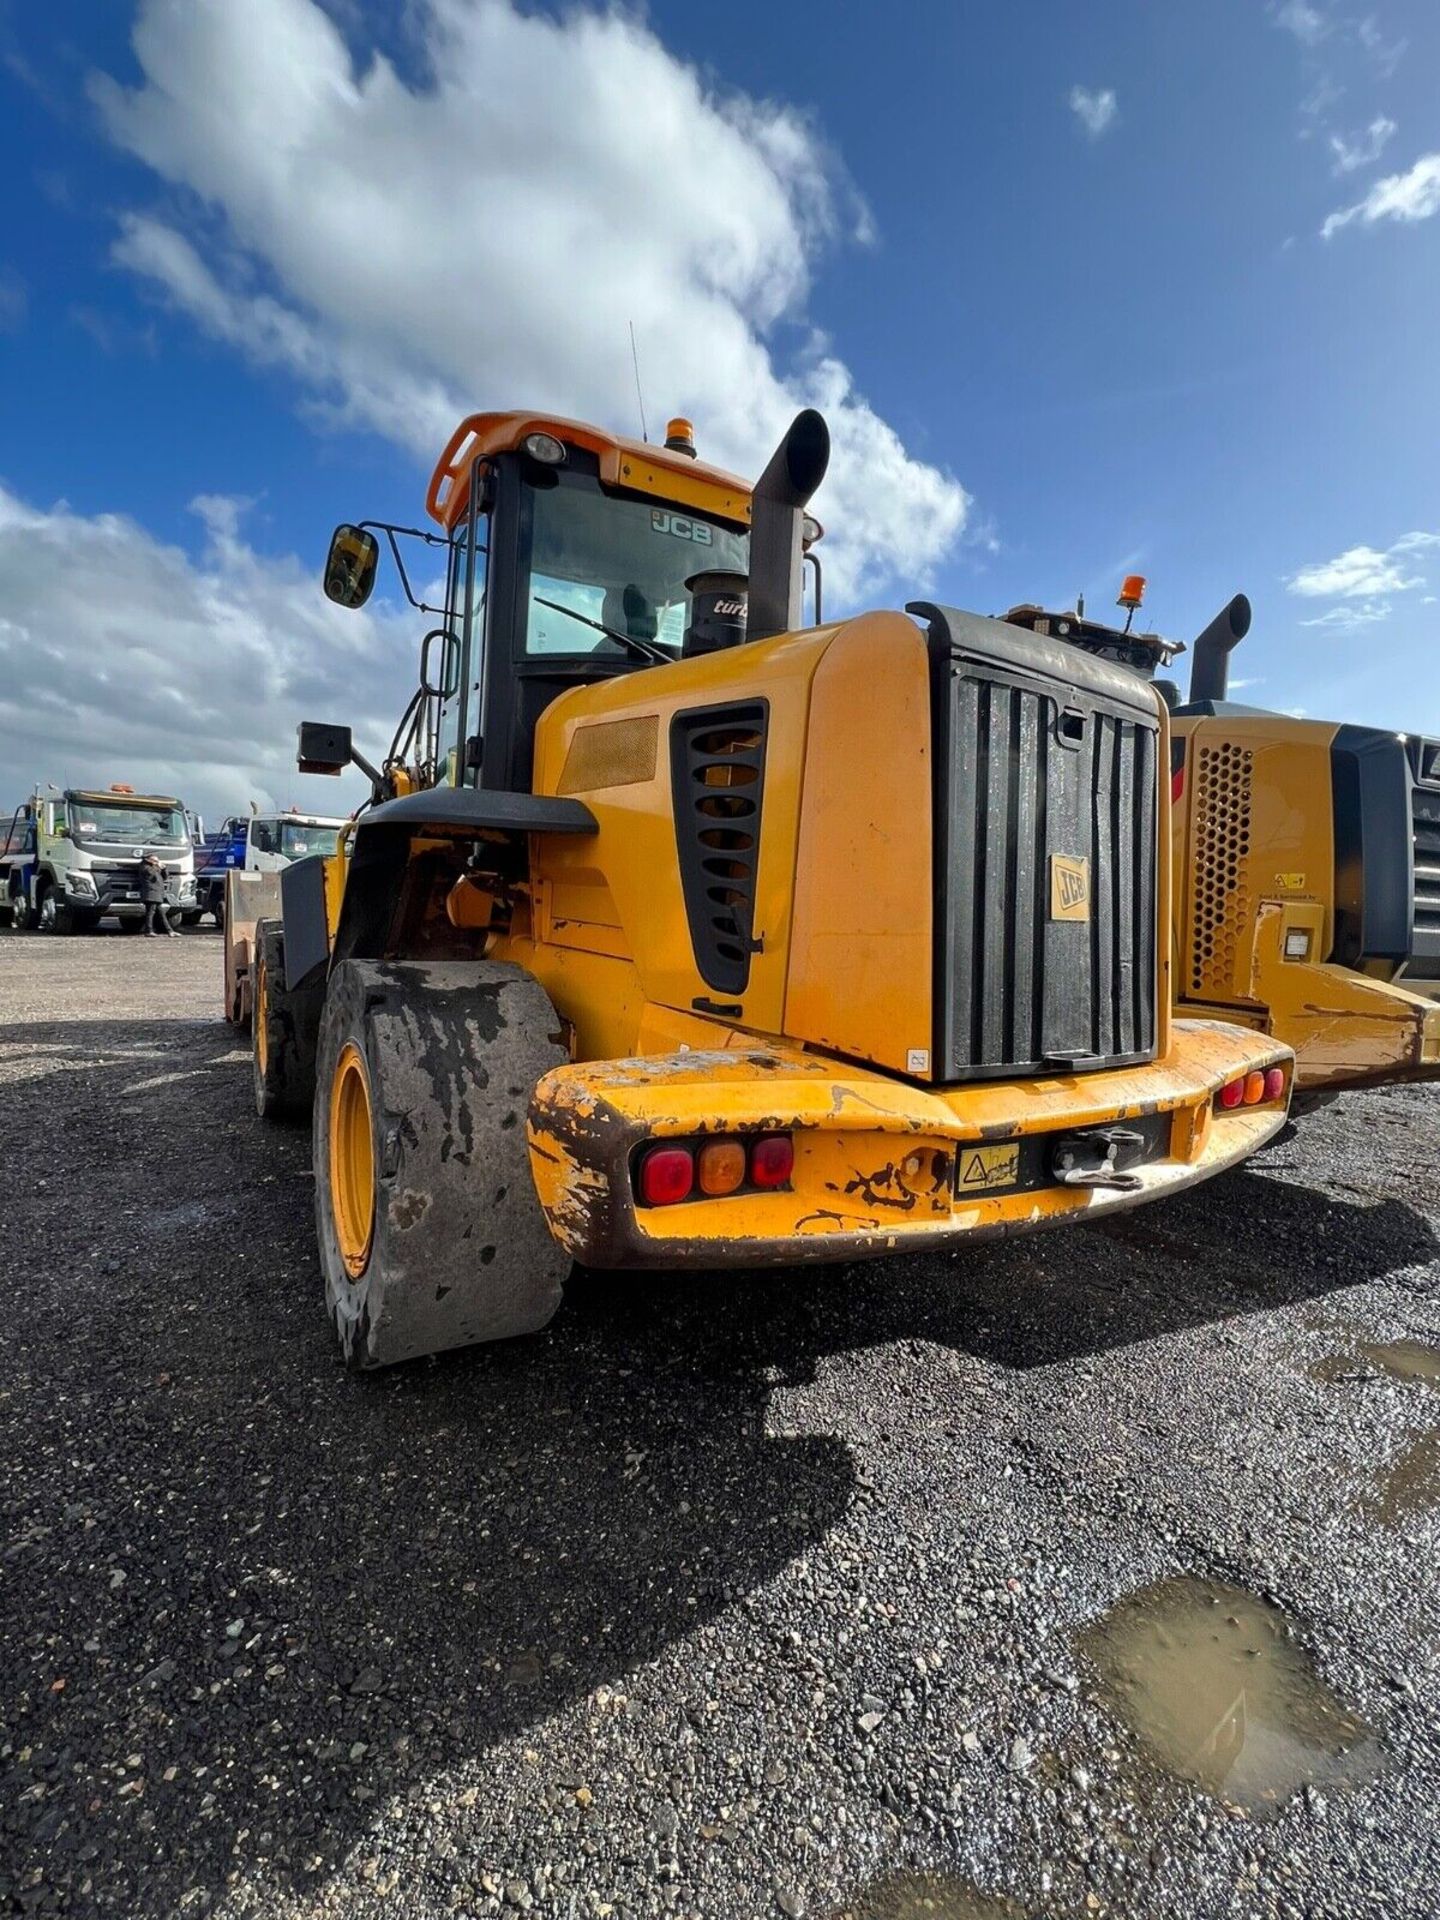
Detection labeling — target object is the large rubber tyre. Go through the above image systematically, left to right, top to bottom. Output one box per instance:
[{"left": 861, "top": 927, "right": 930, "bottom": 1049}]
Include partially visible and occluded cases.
[
  {"left": 36, "top": 884, "right": 58, "bottom": 934},
  {"left": 8, "top": 886, "right": 35, "bottom": 931},
  {"left": 47, "top": 894, "right": 95, "bottom": 935},
  {"left": 180, "top": 910, "right": 202, "bottom": 928},
  {"left": 252, "top": 921, "right": 322, "bottom": 1121},
  {"left": 314, "top": 959, "right": 570, "bottom": 1370}
]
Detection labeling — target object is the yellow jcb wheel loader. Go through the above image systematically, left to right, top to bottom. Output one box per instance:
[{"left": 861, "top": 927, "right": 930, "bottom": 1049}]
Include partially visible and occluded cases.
[
  {"left": 250, "top": 407, "right": 1293, "bottom": 1369},
  {"left": 1004, "top": 592, "right": 1440, "bottom": 1100}
]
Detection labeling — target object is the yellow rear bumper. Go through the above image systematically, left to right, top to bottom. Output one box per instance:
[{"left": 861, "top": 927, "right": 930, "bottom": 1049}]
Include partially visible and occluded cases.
[{"left": 527, "top": 1019, "right": 1292, "bottom": 1269}]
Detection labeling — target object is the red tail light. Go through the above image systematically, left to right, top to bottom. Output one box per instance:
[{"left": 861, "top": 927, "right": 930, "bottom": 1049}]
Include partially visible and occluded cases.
[
  {"left": 1217, "top": 1066, "right": 1287, "bottom": 1113},
  {"left": 749, "top": 1134, "right": 794, "bottom": 1189},
  {"left": 639, "top": 1145, "right": 695, "bottom": 1206}
]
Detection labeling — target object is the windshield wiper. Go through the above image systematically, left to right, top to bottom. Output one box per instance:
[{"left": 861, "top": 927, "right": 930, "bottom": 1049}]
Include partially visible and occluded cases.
[{"left": 532, "top": 596, "right": 670, "bottom": 666}]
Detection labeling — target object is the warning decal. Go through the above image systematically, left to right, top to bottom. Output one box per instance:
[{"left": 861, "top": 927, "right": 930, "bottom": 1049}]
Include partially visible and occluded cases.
[{"left": 957, "top": 1142, "right": 1021, "bottom": 1192}]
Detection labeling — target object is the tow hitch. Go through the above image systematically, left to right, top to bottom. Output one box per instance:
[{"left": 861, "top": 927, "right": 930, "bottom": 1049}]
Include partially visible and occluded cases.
[{"left": 1049, "top": 1126, "right": 1147, "bottom": 1192}]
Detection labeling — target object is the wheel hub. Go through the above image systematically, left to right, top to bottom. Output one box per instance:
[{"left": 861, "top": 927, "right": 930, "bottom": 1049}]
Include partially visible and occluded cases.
[
  {"left": 255, "top": 957, "right": 270, "bottom": 1078},
  {"left": 329, "top": 1041, "right": 375, "bottom": 1280}
]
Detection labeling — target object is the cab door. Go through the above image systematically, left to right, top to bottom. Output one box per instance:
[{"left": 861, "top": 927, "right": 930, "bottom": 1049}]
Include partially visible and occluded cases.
[{"left": 248, "top": 818, "right": 286, "bottom": 873}]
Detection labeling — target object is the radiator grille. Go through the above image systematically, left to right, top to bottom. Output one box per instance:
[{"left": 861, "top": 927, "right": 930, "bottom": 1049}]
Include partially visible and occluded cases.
[
  {"left": 937, "top": 672, "right": 1158, "bottom": 1080},
  {"left": 671, "top": 702, "right": 767, "bottom": 997},
  {"left": 1412, "top": 741, "right": 1440, "bottom": 978},
  {"left": 1190, "top": 743, "right": 1254, "bottom": 996}
]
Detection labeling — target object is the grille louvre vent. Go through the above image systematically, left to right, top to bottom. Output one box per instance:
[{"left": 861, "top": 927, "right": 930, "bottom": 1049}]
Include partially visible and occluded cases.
[
  {"left": 934, "top": 656, "right": 1158, "bottom": 1081},
  {"left": 671, "top": 701, "right": 768, "bottom": 996},
  {"left": 1412, "top": 739, "right": 1440, "bottom": 978},
  {"left": 1190, "top": 743, "right": 1254, "bottom": 996}
]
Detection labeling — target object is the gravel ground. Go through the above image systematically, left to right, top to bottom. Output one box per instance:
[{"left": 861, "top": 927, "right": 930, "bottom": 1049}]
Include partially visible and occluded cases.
[{"left": 3, "top": 929, "right": 1440, "bottom": 1920}]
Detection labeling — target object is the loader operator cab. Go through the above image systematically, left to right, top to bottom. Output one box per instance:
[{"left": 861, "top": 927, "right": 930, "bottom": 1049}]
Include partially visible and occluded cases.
[{"left": 314, "top": 414, "right": 818, "bottom": 802}]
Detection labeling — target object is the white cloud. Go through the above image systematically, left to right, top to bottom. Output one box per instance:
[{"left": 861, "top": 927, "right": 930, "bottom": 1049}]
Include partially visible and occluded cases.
[
  {"left": 90, "top": 0, "right": 968, "bottom": 607},
  {"left": 1271, "top": 0, "right": 1330, "bottom": 46},
  {"left": 1356, "top": 14, "right": 1406, "bottom": 77},
  {"left": 1298, "top": 76, "right": 1344, "bottom": 126},
  {"left": 1069, "top": 86, "right": 1117, "bottom": 139},
  {"left": 1329, "top": 115, "right": 1396, "bottom": 175},
  {"left": 1323, "top": 152, "right": 1440, "bottom": 238},
  {"left": 0, "top": 485, "right": 413, "bottom": 824},
  {"left": 1287, "top": 530, "right": 1440, "bottom": 599},
  {"left": 1295, "top": 599, "right": 1394, "bottom": 630}
]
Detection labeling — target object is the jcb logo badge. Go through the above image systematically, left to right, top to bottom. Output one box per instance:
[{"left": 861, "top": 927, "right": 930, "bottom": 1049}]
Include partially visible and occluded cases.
[
  {"left": 650, "top": 509, "right": 713, "bottom": 546},
  {"left": 1050, "top": 854, "right": 1090, "bottom": 922}
]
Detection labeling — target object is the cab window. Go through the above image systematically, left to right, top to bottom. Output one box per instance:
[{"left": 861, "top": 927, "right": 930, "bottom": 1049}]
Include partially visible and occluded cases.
[
  {"left": 520, "top": 471, "right": 748, "bottom": 658},
  {"left": 438, "top": 486, "right": 489, "bottom": 780}
]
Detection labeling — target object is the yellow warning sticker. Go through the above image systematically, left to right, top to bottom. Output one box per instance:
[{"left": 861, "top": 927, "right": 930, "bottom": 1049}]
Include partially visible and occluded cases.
[
  {"left": 1275, "top": 871, "right": 1306, "bottom": 892},
  {"left": 957, "top": 1142, "right": 1021, "bottom": 1192}
]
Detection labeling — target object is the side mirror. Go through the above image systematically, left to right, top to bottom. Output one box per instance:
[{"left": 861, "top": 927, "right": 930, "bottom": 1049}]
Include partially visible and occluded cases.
[
  {"left": 323, "top": 524, "right": 380, "bottom": 609},
  {"left": 420, "top": 627, "right": 460, "bottom": 699},
  {"left": 297, "top": 720, "right": 353, "bottom": 776}
]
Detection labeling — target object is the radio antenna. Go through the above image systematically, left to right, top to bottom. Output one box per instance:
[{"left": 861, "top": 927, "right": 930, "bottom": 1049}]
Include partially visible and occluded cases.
[{"left": 628, "top": 320, "right": 649, "bottom": 443}]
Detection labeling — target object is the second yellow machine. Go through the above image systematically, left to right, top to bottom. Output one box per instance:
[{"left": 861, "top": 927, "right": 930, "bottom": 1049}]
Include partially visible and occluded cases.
[
  {"left": 250, "top": 408, "right": 1292, "bottom": 1367},
  {"left": 1004, "top": 592, "right": 1440, "bottom": 1099}
]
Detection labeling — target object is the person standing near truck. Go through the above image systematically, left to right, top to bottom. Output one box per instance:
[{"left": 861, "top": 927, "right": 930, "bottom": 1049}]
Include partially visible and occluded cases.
[{"left": 138, "top": 853, "right": 178, "bottom": 937}]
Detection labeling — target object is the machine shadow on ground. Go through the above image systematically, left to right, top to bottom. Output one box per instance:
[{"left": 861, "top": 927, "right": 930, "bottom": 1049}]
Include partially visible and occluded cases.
[
  {"left": 3, "top": 1011, "right": 1437, "bottom": 1910},
  {"left": 570, "top": 1160, "right": 1439, "bottom": 1383}
]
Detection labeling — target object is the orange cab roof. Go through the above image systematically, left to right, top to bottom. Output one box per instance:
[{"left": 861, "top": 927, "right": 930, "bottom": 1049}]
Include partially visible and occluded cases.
[
  {"left": 426, "top": 411, "right": 756, "bottom": 532},
  {"left": 69, "top": 788, "right": 183, "bottom": 807}
]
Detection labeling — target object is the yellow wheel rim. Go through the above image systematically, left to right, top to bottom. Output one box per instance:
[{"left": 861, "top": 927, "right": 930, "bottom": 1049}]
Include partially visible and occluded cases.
[
  {"left": 254, "top": 952, "right": 269, "bottom": 1079},
  {"left": 329, "top": 1041, "right": 375, "bottom": 1280}
]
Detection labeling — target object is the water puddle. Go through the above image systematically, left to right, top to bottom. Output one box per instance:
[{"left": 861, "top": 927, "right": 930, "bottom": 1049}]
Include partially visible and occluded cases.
[
  {"left": 1311, "top": 1339, "right": 1440, "bottom": 1388},
  {"left": 1360, "top": 1339, "right": 1440, "bottom": 1388},
  {"left": 1308, "top": 1352, "right": 1364, "bottom": 1385},
  {"left": 1374, "top": 1431, "right": 1440, "bottom": 1526},
  {"left": 1077, "top": 1576, "right": 1379, "bottom": 1814},
  {"left": 832, "top": 1875, "right": 1026, "bottom": 1920}
]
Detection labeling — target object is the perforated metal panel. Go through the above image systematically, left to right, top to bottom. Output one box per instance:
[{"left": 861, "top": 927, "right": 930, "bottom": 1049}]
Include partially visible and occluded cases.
[{"left": 1190, "top": 743, "right": 1254, "bottom": 996}]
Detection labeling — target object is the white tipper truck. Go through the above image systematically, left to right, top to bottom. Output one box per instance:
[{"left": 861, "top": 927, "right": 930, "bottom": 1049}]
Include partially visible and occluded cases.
[
  {"left": 1, "top": 785, "right": 199, "bottom": 933},
  {"left": 195, "top": 808, "right": 346, "bottom": 927}
]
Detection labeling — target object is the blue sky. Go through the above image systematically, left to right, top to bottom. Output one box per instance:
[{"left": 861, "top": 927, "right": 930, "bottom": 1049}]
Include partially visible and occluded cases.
[{"left": 1, "top": 0, "right": 1437, "bottom": 820}]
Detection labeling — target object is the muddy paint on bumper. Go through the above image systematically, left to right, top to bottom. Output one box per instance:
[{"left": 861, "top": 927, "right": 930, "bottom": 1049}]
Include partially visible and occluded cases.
[{"left": 526, "top": 1021, "right": 1292, "bottom": 1270}]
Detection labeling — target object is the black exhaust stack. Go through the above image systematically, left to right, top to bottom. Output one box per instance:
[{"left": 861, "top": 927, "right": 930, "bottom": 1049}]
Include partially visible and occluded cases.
[
  {"left": 746, "top": 409, "right": 830, "bottom": 643},
  {"left": 1188, "top": 594, "right": 1251, "bottom": 704}
]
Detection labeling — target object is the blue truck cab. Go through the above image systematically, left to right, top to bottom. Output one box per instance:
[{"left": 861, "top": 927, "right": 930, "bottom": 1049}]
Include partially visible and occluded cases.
[{"left": 197, "top": 810, "right": 346, "bottom": 925}]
